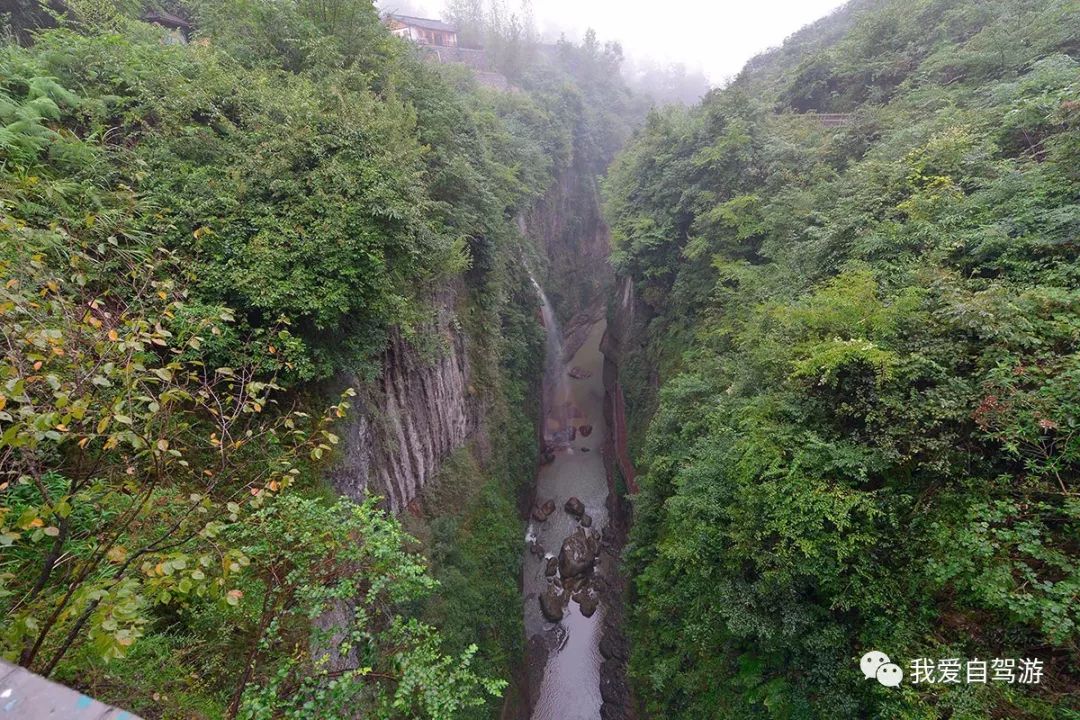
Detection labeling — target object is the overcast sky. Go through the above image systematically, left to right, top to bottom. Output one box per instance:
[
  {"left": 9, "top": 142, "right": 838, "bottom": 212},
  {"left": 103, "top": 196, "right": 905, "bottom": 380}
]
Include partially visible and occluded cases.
[{"left": 377, "top": 0, "right": 850, "bottom": 85}]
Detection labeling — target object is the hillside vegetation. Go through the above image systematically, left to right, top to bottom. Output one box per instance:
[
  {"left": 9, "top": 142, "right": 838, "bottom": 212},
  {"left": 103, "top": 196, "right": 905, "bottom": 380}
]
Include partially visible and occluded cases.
[
  {"left": 604, "top": 0, "right": 1079, "bottom": 717},
  {"left": 0, "top": 2, "right": 633, "bottom": 718}
]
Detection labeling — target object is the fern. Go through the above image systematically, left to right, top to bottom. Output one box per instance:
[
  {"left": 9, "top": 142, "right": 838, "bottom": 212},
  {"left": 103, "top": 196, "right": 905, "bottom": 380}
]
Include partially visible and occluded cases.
[{"left": 0, "top": 69, "right": 80, "bottom": 164}]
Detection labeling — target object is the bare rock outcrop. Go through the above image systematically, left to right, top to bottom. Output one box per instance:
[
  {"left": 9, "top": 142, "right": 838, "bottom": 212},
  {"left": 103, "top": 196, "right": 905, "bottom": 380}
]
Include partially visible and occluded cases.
[
  {"left": 330, "top": 283, "right": 479, "bottom": 512},
  {"left": 532, "top": 499, "right": 556, "bottom": 522},
  {"left": 558, "top": 527, "right": 598, "bottom": 578},
  {"left": 540, "top": 585, "right": 566, "bottom": 622}
]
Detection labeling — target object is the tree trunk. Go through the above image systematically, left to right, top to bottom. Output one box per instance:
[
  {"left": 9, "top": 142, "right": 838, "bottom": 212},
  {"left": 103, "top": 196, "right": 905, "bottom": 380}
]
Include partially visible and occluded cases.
[{"left": 226, "top": 585, "right": 279, "bottom": 719}]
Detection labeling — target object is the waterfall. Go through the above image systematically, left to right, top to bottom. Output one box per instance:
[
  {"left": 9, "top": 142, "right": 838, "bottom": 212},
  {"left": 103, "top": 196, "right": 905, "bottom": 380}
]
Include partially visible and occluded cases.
[
  {"left": 529, "top": 273, "right": 571, "bottom": 448},
  {"left": 530, "top": 274, "right": 562, "bottom": 386}
]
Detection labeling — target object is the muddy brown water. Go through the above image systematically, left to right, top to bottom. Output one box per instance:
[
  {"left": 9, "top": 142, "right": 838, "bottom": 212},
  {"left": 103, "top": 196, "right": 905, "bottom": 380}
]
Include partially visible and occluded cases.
[{"left": 524, "top": 281, "right": 609, "bottom": 720}]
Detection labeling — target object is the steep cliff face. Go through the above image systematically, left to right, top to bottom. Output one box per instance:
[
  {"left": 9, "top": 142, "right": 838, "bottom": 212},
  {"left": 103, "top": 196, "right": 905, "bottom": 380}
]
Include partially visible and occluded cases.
[
  {"left": 329, "top": 149, "right": 618, "bottom": 514},
  {"left": 525, "top": 154, "right": 614, "bottom": 323},
  {"left": 600, "top": 270, "right": 661, "bottom": 461},
  {"left": 599, "top": 275, "right": 641, "bottom": 495},
  {"left": 329, "top": 282, "right": 483, "bottom": 513}
]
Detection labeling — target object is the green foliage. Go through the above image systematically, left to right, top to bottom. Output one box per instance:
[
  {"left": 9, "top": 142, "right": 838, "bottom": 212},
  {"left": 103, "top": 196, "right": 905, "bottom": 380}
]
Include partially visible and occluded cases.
[
  {"left": 2, "top": 1, "right": 631, "bottom": 717},
  {"left": 6, "top": 1, "right": 591, "bottom": 381},
  {"left": 606, "top": 1, "right": 1080, "bottom": 717},
  {"left": 0, "top": 59, "right": 362, "bottom": 694},
  {"left": 0, "top": 70, "right": 332, "bottom": 671},
  {"left": 0, "top": 72, "right": 78, "bottom": 163},
  {"left": 404, "top": 267, "right": 543, "bottom": 720},
  {"left": 413, "top": 452, "right": 526, "bottom": 720},
  {"left": 227, "top": 494, "right": 506, "bottom": 720}
]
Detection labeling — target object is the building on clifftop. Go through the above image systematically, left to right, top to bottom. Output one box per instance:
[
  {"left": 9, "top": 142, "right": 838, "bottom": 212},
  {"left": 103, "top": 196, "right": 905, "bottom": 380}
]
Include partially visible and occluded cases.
[
  {"left": 384, "top": 13, "right": 511, "bottom": 91},
  {"left": 386, "top": 15, "right": 459, "bottom": 47}
]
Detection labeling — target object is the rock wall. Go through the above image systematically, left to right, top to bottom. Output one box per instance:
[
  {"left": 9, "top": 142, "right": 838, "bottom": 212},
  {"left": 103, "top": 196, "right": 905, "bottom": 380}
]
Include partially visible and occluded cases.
[
  {"left": 421, "top": 45, "right": 491, "bottom": 71},
  {"left": 419, "top": 46, "right": 513, "bottom": 91},
  {"left": 329, "top": 146, "right": 613, "bottom": 516},
  {"left": 524, "top": 154, "right": 614, "bottom": 323},
  {"left": 601, "top": 265, "right": 661, "bottom": 464},
  {"left": 595, "top": 274, "right": 641, "bottom": 720},
  {"left": 600, "top": 275, "right": 640, "bottom": 494},
  {"left": 329, "top": 282, "right": 481, "bottom": 513}
]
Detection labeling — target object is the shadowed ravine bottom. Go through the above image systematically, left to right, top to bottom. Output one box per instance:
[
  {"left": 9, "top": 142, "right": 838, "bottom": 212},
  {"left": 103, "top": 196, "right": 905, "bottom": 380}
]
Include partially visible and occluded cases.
[{"left": 524, "top": 317, "right": 610, "bottom": 720}]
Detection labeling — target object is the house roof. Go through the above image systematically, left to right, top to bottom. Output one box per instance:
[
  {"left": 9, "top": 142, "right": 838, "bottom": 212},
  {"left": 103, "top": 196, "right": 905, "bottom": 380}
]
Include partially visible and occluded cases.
[{"left": 389, "top": 15, "right": 457, "bottom": 33}]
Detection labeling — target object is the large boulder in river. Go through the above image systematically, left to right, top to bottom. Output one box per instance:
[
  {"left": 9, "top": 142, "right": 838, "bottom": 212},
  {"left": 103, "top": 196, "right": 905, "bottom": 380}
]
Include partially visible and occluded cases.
[
  {"left": 579, "top": 424, "right": 593, "bottom": 437},
  {"left": 564, "top": 496, "right": 585, "bottom": 518},
  {"left": 532, "top": 499, "right": 556, "bottom": 522},
  {"left": 559, "top": 528, "right": 595, "bottom": 578},
  {"left": 586, "top": 528, "right": 601, "bottom": 557},
  {"left": 545, "top": 556, "right": 558, "bottom": 577},
  {"left": 563, "top": 574, "right": 588, "bottom": 593},
  {"left": 540, "top": 585, "right": 565, "bottom": 622},
  {"left": 573, "top": 589, "right": 600, "bottom": 618}
]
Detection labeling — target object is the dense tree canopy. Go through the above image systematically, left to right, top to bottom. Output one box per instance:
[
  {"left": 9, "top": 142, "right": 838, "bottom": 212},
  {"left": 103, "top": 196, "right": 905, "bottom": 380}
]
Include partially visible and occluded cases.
[
  {"left": 605, "top": 0, "right": 1079, "bottom": 718},
  {"left": 1, "top": 1, "right": 635, "bottom": 718}
]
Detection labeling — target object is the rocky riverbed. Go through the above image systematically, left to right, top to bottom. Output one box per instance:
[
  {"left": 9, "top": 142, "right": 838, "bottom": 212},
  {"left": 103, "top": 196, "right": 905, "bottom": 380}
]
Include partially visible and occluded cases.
[{"left": 522, "top": 304, "right": 632, "bottom": 720}]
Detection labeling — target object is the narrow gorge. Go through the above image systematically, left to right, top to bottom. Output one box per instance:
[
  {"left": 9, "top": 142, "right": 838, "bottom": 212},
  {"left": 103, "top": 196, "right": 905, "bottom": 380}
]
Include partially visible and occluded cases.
[
  {"left": 4, "top": 2, "right": 1077, "bottom": 719},
  {"left": 321, "top": 146, "right": 636, "bottom": 717}
]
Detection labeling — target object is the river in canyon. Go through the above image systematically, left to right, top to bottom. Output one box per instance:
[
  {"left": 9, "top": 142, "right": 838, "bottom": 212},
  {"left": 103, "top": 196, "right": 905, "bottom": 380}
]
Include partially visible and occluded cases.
[{"left": 523, "top": 280, "right": 610, "bottom": 720}]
